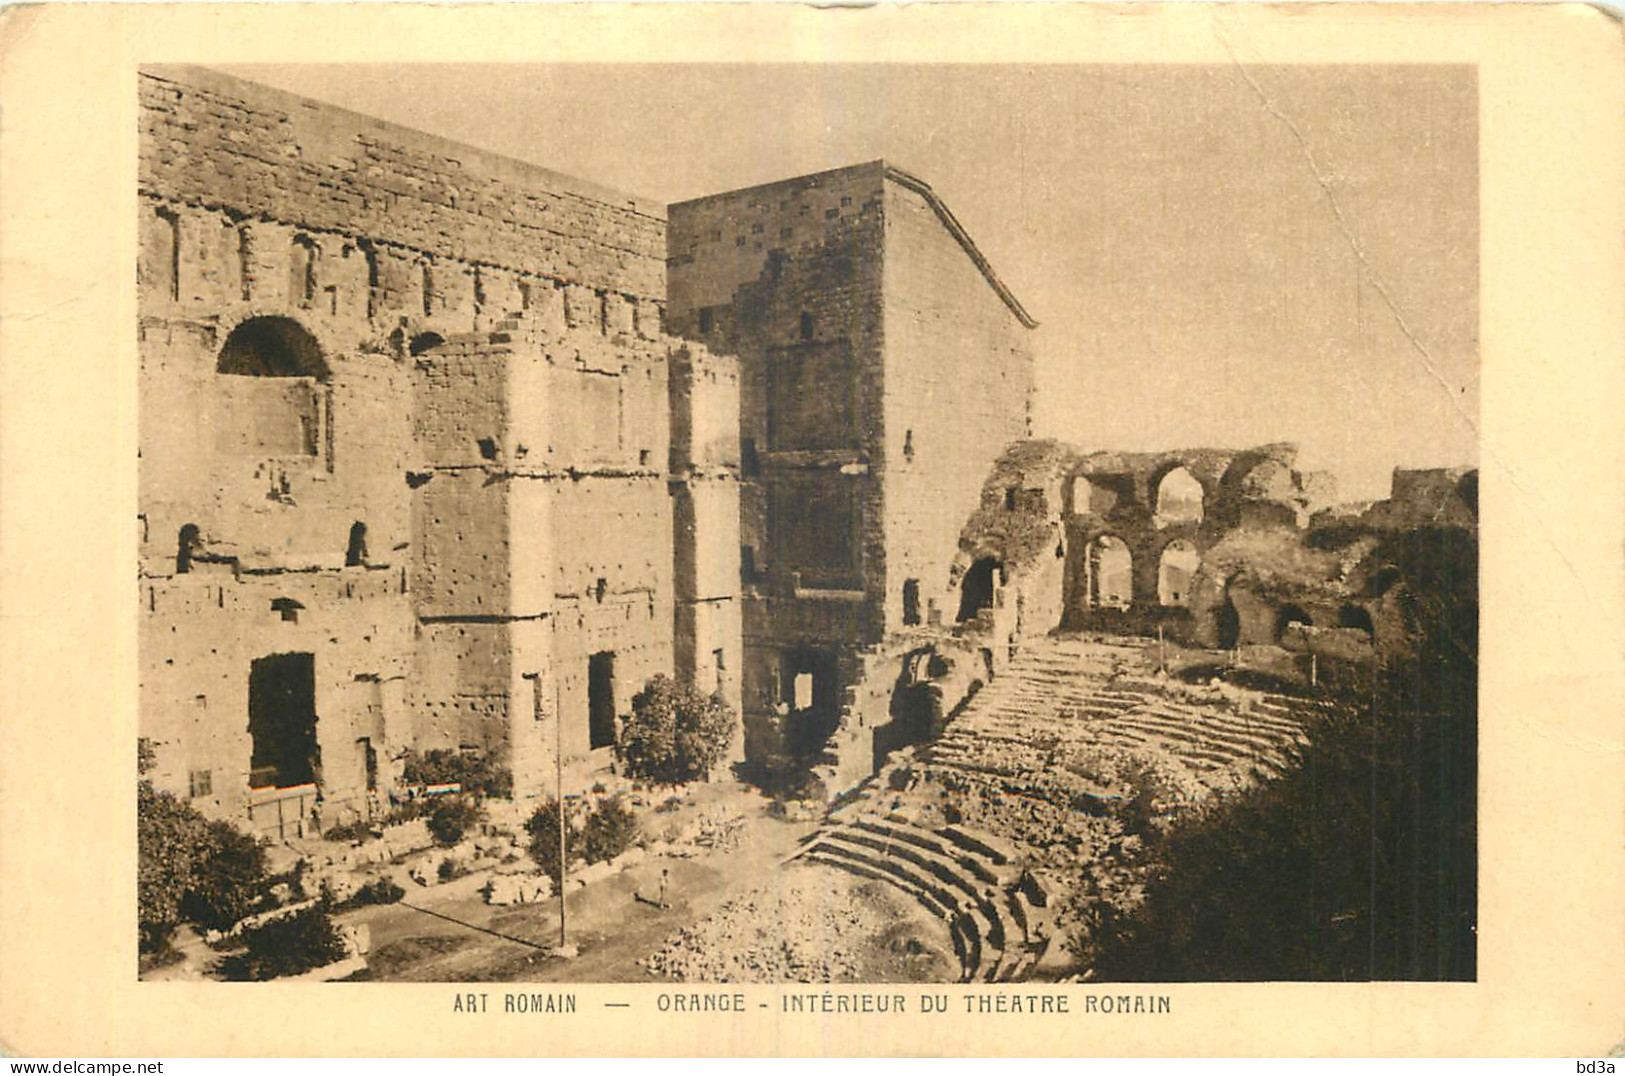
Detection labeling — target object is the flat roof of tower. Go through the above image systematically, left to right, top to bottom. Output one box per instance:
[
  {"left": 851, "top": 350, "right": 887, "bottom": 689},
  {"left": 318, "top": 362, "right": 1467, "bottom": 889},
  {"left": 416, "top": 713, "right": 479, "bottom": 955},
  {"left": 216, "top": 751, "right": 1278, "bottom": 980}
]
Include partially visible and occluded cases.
[{"left": 671, "top": 160, "right": 1038, "bottom": 330}]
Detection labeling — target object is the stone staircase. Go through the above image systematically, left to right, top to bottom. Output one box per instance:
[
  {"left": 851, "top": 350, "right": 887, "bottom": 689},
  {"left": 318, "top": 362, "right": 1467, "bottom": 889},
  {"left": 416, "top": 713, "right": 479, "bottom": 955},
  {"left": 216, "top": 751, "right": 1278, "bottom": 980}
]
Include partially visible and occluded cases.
[
  {"left": 783, "top": 634, "right": 1325, "bottom": 982},
  {"left": 924, "top": 636, "right": 1313, "bottom": 796},
  {"left": 789, "top": 811, "right": 1054, "bottom": 983}
]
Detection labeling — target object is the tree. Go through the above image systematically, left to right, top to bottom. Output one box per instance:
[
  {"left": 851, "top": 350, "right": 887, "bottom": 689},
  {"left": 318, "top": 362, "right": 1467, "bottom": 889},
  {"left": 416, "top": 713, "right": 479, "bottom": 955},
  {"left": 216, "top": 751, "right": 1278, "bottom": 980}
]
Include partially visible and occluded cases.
[
  {"left": 1080, "top": 526, "right": 1478, "bottom": 982},
  {"left": 616, "top": 675, "right": 736, "bottom": 785},
  {"left": 137, "top": 782, "right": 210, "bottom": 953},
  {"left": 426, "top": 795, "right": 483, "bottom": 847},
  {"left": 580, "top": 795, "right": 639, "bottom": 864},
  {"left": 525, "top": 798, "right": 574, "bottom": 887},
  {"left": 180, "top": 820, "right": 270, "bottom": 932},
  {"left": 217, "top": 902, "right": 349, "bottom": 981}
]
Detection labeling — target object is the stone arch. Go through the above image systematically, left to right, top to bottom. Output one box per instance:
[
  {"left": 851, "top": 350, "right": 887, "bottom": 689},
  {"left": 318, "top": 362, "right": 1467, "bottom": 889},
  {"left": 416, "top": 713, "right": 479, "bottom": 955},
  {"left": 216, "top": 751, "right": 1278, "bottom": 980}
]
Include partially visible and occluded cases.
[
  {"left": 217, "top": 315, "right": 329, "bottom": 380},
  {"left": 408, "top": 331, "right": 445, "bottom": 357},
  {"left": 1152, "top": 464, "right": 1205, "bottom": 528},
  {"left": 1071, "top": 472, "right": 1132, "bottom": 517},
  {"left": 345, "top": 522, "right": 369, "bottom": 567},
  {"left": 1087, "top": 535, "right": 1133, "bottom": 609},
  {"left": 1157, "top": 539, "right": 1201, "bottom": 606},
  {"left": 957, "top": 556, "right": 1001, "bottom": 623},
  {"left": 1370, "top": 564, "right": 1405, "bottom": 598},
  {"left": 1275, "top": 603, "right": 1313, "bottom": 642},
  {"left": 1338, "top": 604, "right": 1375, "bottom": 640}
]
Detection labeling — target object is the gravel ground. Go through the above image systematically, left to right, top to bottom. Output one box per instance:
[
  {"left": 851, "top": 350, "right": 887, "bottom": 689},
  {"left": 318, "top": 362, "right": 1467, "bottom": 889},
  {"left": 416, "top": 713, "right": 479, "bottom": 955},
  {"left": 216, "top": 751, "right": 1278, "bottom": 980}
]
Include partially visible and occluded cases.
[{"left": 642, "top": 863, "right": 955, "bottom": 983}]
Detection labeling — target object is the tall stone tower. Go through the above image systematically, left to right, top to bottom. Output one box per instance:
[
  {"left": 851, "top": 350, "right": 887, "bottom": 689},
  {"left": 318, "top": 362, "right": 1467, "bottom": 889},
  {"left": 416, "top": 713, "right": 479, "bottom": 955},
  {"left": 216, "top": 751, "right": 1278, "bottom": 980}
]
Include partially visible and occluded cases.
[{"left": 667, "top": 161, "right": 1036, "bottom": 770}]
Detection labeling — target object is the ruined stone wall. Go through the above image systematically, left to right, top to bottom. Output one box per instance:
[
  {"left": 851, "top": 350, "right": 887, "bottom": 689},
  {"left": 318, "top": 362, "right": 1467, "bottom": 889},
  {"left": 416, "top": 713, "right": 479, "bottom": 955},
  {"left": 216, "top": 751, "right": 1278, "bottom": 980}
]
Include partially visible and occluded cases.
[
  {"left": 138, "top": 65, "right": 737, "bottom": 827},
  {"left": 140, "top": 66, "right": 665, "bottom": 305},
  {"left": 669, "top": 165, "right": 890, "bottom": 732},
  {"left": 882, "top": 179, "right": 1034, "bottom": 634},
  {"left": 410, "top": 320, "right": 681, "bottom": 794},
  {"left": 670, "top": 346, "right": 744, "bottom": 710}
]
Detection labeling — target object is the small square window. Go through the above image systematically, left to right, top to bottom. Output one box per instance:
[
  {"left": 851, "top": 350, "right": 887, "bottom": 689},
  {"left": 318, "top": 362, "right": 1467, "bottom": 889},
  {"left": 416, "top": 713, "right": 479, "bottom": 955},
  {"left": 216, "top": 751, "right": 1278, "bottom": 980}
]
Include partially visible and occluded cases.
[{"left": 189, "top": 769, "right": 213, "bottom": 798}]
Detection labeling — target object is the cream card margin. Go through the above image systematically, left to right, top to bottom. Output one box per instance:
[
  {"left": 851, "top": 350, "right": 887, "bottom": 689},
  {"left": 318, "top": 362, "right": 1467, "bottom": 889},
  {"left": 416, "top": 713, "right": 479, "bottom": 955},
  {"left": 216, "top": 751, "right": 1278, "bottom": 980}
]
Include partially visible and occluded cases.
[{"left": 1, "top": 2, "right": 1621, "bottom": 1058}]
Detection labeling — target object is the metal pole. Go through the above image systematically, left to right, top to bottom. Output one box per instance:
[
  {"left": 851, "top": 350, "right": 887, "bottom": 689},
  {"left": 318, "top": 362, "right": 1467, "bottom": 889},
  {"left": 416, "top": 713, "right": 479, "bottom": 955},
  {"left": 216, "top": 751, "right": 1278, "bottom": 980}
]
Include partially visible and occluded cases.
[{"left": 556, "top": 691, "right": 566, "bottom": 948}]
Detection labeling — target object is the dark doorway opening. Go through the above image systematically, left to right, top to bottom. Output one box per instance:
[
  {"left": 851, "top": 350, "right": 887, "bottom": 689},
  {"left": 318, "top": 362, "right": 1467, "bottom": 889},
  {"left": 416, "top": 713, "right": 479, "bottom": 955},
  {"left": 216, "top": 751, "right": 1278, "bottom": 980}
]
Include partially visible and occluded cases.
[
  {"left": 345, "top": 522, "right": 369, "bottom": 567},
  {"left": 177, "top": 523, "right": 200, "bottom": 574},
  {"left": 957, "top": 558, "right": 1000, "bottom": 623},
  {"left": 901, "top": 578, "right": 921, "bottom": 626},
  {"left": 1216, "top": 596, "right": 1242, "bottom": 650},
  {"left": 1275, "top": 604, "right": 1313, "bottom": 642},
  {"left": 1338, "top": 605, "right": 1376, "bottom": 639},
  {"left": 780, "top": 647, "right": 841, "bottom": 760},
  {"left": 588, "top": 651, "right": 617, "bottom": 750},
  {"left": 248, "top": 652, "right": 318, "bottom": 789},
  {"left": 357, "top": 736, "right": 377, "bottom": 792}
]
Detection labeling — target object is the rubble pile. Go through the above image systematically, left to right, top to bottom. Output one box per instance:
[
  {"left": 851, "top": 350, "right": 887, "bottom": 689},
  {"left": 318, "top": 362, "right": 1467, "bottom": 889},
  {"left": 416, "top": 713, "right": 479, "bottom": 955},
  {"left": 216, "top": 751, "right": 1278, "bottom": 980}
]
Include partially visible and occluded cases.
[{"left": 642, "top": 867, "right": 912, "bottom": 982}]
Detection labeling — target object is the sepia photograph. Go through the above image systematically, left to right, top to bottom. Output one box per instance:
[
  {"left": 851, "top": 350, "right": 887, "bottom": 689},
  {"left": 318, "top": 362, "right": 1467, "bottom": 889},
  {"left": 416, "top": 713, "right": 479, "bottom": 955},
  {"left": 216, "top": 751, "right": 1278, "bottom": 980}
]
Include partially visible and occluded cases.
[
  {"left": 6, "top": 0, "right": 1625, "bottom": 1059},
  {"left": 133, "top": 60, "right": 1479, "bottom": 988}
]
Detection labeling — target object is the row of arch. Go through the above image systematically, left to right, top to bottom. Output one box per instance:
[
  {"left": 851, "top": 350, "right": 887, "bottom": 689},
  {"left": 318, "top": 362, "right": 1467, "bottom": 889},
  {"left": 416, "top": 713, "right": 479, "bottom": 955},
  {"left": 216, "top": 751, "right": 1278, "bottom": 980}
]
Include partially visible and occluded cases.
[
  {"left": 1070, "top": 464, "right": 1207, "bottom": 528},
  {"left": 1076, "top": 534, "right": 1201, "bottom": 610}
]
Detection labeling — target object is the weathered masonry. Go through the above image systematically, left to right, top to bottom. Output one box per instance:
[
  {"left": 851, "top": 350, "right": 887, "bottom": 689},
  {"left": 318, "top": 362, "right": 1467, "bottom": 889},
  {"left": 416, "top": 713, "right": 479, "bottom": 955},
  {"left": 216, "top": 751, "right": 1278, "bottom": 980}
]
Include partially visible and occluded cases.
[
  {"left": 138, "top": 65, "right": 740, "bottom": 834},
  {"left": 667, "top": 163, "right": 1037, "bottom": 771}
]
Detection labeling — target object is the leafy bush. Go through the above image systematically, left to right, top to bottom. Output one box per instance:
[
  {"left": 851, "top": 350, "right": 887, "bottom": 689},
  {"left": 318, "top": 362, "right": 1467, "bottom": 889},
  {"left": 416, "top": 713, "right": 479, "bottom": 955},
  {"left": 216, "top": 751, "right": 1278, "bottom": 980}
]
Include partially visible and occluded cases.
[
  {"left": 615, "top": 675, "right": 736, "bottom": 785},
  {"left": 401, "top": 748, "right": 513, "bottom": 799},
  {"left": 137, "top": 782, "right": 210, "bottom": 953},
  {"left": 138, "top": 782, "right": 270, "bottom": 951},
  {"left": 426, "top": 795, "right": 483, "bottom": 847},
  {"left": 580, "top": 795, "right": 639, "bottom": 864},
  {"left": 381, "top": 799, "right": 426, "bottom": 826},
  {"left": 525, "top": 799, "right": 573, "bottom": 887},
  {"left": 322, "top": 818, "right": 375, "bottom": 843},
  {"left": 179, "top": 820, "right": 270, "bottom": 932},
  {"left": 437, "top": 858, "right": 467, "bottom": 882},
  {"left": 335, "top": 877, "right": 405, "bottom": 912},
  {"left": 217, "top": 903, "right": 348, "bottom": 981}
]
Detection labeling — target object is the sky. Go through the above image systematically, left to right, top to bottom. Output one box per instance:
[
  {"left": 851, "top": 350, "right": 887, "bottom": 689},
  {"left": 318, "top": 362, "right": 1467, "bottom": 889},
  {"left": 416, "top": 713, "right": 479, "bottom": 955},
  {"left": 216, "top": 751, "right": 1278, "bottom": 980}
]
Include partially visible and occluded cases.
[{"left": 222, "top": 63, "right": 1479, "bottom": 500}]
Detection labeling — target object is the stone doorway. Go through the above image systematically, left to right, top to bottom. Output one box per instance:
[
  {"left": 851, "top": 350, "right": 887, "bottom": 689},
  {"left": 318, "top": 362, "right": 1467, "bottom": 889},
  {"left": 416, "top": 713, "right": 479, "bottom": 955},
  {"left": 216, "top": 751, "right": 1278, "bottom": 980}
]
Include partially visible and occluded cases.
[
  {"left": 588, "top": 651, "right": 617, "bottom": 750},
  {"left": 247, "top": 652, "right": 318, "bottom": 790}
]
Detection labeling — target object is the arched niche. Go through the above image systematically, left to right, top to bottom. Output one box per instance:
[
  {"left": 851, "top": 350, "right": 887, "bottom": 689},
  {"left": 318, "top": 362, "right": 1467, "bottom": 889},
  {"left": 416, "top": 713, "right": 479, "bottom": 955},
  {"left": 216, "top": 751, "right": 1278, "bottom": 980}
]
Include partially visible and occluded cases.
[
  {"left": 1153, "top": 466, "right": 1205, "bottom": 528},
  {"left": 1087, "top": 535, "right": 1133, "bottom": 609},
  {"left": 1157, "top": 539, "right": 1201, "bottom": 606}
]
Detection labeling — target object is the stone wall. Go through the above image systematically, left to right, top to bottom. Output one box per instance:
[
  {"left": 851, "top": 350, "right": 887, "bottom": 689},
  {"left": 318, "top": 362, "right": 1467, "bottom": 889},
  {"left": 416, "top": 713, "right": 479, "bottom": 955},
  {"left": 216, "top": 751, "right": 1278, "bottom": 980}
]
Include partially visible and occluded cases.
[
  {"left": 138, "top": 65, "right": 739, "bottom": 829},
  {"left": 668, "top": 163, "right": 1036, "bottom": 776},
  {"left": 669, "top": 165, "right": 891, "bottom": 751},
  {"left": 882, "top": 175, "right": 1034, "bottom": 635}
]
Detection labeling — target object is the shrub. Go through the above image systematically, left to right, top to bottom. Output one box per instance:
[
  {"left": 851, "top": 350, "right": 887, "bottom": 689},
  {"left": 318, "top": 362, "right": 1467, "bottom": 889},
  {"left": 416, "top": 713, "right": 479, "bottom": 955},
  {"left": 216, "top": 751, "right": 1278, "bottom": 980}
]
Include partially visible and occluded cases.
[
  {"left": 615, "top": 675, "right": 736, "bottom": 785},
  {"left": 401, "top": 748, "right": 513, "bottom": 799},
  {"left": 138, "top": 781, "right": 272, "bottom": 950},
  {"left": 137, "top": 782, "right": 210, "bottom": 953},
  {"left": 426, "top": 795, "right": 483, "bottom": 847},
  {"left": 580, "top": 795, "right": 639, "bottom": 864},
  {"left": 525, "top": 799, "right": 574, "bottom": 887},
  {"left": 322, "top": 819, "right": 375, "bottom": 843},
  {"left": 179, "top": 820, "right": 270, "bottom": 931},
  {"left": 437, "top": 858, "right": 466, "bottom": 882},
  {"left": 336, "top": 877, "right": 405, "bottom": 911},
  {"left": 217, "top": 904, "right": 348, "bottom": 981}
]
